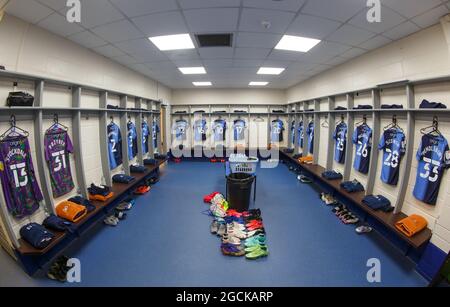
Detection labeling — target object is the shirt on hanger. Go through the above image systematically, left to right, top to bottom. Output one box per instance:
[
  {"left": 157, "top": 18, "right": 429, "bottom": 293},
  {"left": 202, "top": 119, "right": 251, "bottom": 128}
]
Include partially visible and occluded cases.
[
  {"left": 194, "top": 119, "right": 207, "bottom": 142},
  {"left": 212, "top": 119, "right": 227, "bottom": 142},
  {"left": 233, "top": 119, "right": 246, "bottom": 141},
  {"left": 271, "top": 119, "right": 284, "bottom": 143},
  {"left": 174, "top": 120, "right": 188, "bottom": 141},
  {"left": 127, "top": 121, "right": 138, "bottom": 160},
  {"left": 107, "top": 122, "right": 122, "bottom": 170},
  {"left": 142, "top": 122, "right": 150, "bottom": 154},
  {"left": 307, "top": 122, "right": 314, "bottom": 154},
  {"left": 333, "top": 122, "right": 347, "bottom": 164},
  {"left": 352, "top": 125, "right": 373, "bottom": 174},
  {"left": 44, "top": 128, "right": 75, "bottom": 197},
  {"left": 378, "top": 128, "right": 406, "bottom": 185},
  {"left": 413, "top": 134, "right": 450, "bottom": 205},
  {"left": 0, "top": 135, "right": 43, "bottom": 219}
]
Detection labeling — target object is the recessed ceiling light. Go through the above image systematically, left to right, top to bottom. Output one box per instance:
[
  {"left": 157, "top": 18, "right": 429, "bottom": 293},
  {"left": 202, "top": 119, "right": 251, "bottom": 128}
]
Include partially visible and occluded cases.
[
  {"left": 149, "top": 34, "right": 195, "bottom": 51},
  {"left": 275, "top": 35, "right": 321, "bottom": 52},
  {"left": 179, "top": 67, "right": 207, "bottom": 74},
  {"left": 257, "top": 67, "right": 285, "bottom": 75},
  {"left": 193, "top": 82, "right": 212, "bottom": 86},
  {"left": 249, "top": 82, "right": 269, "bottom": 86}
]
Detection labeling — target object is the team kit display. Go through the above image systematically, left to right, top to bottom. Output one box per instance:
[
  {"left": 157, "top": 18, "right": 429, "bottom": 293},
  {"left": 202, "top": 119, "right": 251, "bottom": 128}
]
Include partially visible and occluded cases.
[{"left": 3, "top": 0, "right": 450, "bottom": 291}]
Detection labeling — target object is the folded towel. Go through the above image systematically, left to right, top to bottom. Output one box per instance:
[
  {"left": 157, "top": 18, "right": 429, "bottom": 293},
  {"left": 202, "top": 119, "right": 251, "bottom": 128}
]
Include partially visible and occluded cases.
[
  {"left": 56, "top": 201, "right": 87, "bottom": 223},
  {"left": 395, "top": 214, "right": 428, "bottom": 238}
]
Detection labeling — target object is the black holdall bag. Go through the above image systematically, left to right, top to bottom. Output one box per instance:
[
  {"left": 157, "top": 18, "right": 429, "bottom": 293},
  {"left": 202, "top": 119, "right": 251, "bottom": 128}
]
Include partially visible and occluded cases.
[{"left": 7, "top": 91, "right": 35, "bottom": 107}]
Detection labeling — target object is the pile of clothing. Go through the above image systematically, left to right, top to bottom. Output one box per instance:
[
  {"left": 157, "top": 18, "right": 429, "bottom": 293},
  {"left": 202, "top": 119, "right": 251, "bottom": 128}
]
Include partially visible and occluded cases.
[
  {"left": 298, "top": 156, "right": 313, "bottom": 164},
  {"left": 322, "top": 170, "right": 343, "bottom": 180},
  {"left": 340, "top": 179, "right": 365, "bottom": 193},
  {"left": 88, "top": 184, "right": 114, "bottom": 202},
  {"left": 204, "top": 192, "right": 269, "bottom": 260},
  {"left": 362, "top": 195, "right": 393, "bottom": 212}
]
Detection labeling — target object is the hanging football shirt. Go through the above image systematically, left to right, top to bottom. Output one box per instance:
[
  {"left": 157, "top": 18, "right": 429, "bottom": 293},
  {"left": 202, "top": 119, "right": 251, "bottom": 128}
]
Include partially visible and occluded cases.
[
  {"left": 194, "top": 119, "right": 207, "bottom": 142},
  {"left": 212, "top": 119, "right": 227, "bottom": 142},
  {"left": 233, "top": 119, "right": 246, "bottom": 141},
  {"left": 271, "top": 119, "right": 284, "bottom": 142},
  {"left": 174, "top": 120, "right": 188, "bottom": 141},
  {"left": 290, "top": 120, "right": 296, "bottom": 144},
  {"left": 127, "top": 121, "right": 138, "bottom": 160},
  {"left": 152, "top": 121, "right": 160, "bottom": 148},
  {"left": 142, "top": 122, "right": 150, "bottom": 154},
  {"left": 298, "top": 122, "right": 304, "bottom": 147},
  {"left": 307, "top": 122, "right": 314, "bottom": 154},
  {"left": 333, "top": 122, "right": 347, "bottom": 164},
  {"left": 107, "top": 123, "right": 122, "bottom": 170},
  {"left": 352, "top": 125, "right": 373, "bottom": 174},
  {"left": 378, "top": 128, "right": 406, "bottom": 185},
  {"left": 44, "top": 129, "right": 75, "bottom": 198},
  {"left": 413, "top": 134, "right": 450, "bottom": 205},
  {"left": 0, "top": 136, "right": 43, "bottom": 219}
]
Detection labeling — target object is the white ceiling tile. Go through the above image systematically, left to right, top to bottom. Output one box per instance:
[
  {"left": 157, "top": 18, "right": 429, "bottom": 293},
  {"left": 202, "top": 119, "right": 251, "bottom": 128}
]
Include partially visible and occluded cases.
[
  {"left": 6, "top": 0, "right": 53, "bottom": 24},
  {"left": 35, "top": 0, "right": 67, "bottom": 11},
  {"left": 72, "top": 0, "right": 124, "bottom": 29},
  {"left": 109, "top": 0, "right": 178, "bottom": 18},
  {"left": 179, "top": 0, "right": 241, "bottom": 9},
  {"left": 243, "top": 0, "right": 306, "bottom": 12},
  {"left": 301, "top": 0, "right": 366, "bottom": 22},
  {"left": 382, "top": 0, "right": 443, "bottom": 18},
  {"left": 348, "top": 5, "right": 406, "bottom": 34},
  {"left": 412, "top": 5, "right": 449, "bottom": 28},
  {"left": 183, "top": 8, "right": 240, "bottom": 32},
  {"left": 239, "top": 8, "right": 296, "bottom": 34},
  {"left": 132, "top": 11, "right": 189, "bottom": 37},
  {"left": 37, "top": 12, "right": 84, "bottom": 37},
  {"left": 287, "top": 14, "right": 342, "bottom": 39},
  {"left": 91, "top": 19, "right": 143, "bottom": 43},
  {"left": 383, "top": 21, "right": 421, "bottom": 40},
  {"left": 326, "top": 24, "right": 376, "bottom": 46},
  {"left": 68, "top": 30, "right": 107, "bottom": 48},
  {"left": 235, "top": 32, "right": 282, "bottom": 48},
  {"left": 358, "top": 35, "right": 391, "bottom": 50},
  {"left": 114, "top": 38, "right": 159, "bottom": 55},
  {"left": 308, "top": 41, "right": 352, "bottom": 57},
  {"left": 93, "top": 44, "right": 126, "bottom": 58},
  {"left": 199, "top": 47, "right": 234, "bottom": 59},
  {"left": 339, "top": 47, "right": 368, "bottom": 59},
  {"left": 234, "top": 48, "right": 271, "bottom": 59},
  {"left": 266, "top": 49, "right": 303, "bottom": 61},
  {"left": 165, "top": 50, "right": 201, "bottom": 61},
  {"left": 130, "top": 52, "right": 168, "bottom": 63},
  {"left": 296, "top": 52, "right": 336, "bottom": 64},
  {"left": 111, "top": 54, "right": 139, "bottom": 65},
  {"left": 325, "top": 56, "right": 349, "bottom": 66},
  {"left": 171, "top": 59, "right": 204, "bottom": 67},
  {"left": 203, "top": 59, "right": 233, "bottom": 67},
  {"left": 232, "top": 59, "right": 264, "bottom": 67},
  {"left": 145, "top": 61, "right": 177, "bottom": 70},
  {"left": 285, "top": 61, "right": 315, "bottom": 71},
  {"left": 129, "top": 63, "right": 155, "bottom": 76},
  {"left": 308, "top": 64, "right": 333, "bottom": 73}
]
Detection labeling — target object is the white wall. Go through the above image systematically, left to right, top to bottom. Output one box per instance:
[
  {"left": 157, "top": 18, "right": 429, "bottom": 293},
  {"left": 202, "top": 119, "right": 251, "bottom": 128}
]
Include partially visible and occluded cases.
[
  {"left": 0, "top": 14, "right": 172, "bottom": 241},
  {"left": 286, "top": 23, "right": 450, "bottom": 253}
]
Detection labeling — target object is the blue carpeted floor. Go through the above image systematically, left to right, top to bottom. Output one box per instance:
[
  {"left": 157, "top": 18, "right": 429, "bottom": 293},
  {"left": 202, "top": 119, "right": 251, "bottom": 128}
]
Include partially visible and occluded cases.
[{"left": 0, "top": 162, "right": 427, "bottom": 286}]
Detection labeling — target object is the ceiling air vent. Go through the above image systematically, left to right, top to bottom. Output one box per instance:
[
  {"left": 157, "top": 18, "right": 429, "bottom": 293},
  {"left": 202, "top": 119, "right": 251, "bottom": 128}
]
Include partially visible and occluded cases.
[{"left": 195, "top": 34, "right": 233, "bottom": 47}]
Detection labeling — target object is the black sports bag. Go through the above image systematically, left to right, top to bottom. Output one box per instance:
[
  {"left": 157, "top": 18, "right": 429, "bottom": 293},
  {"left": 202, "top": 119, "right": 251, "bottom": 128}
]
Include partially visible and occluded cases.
[{"left": 7, "top": 91, "right": 34, "bottom": 107}]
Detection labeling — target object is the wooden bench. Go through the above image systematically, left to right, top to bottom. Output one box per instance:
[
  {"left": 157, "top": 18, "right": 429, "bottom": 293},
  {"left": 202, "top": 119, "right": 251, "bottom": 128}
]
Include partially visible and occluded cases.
[
  {"left": 279, "top": 150, "right": 432, "bottom": 250},
  {"left": 16, "top": 158, "right": 167, "bottom": 256}
]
